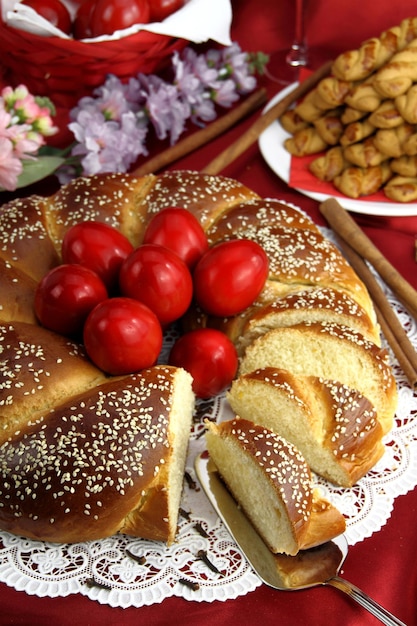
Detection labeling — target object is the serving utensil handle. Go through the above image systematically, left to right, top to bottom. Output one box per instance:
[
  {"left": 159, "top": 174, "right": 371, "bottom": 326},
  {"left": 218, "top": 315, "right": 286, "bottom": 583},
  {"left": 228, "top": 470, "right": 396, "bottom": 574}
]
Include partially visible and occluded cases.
[{"left": 326, "top": 576, "right": 407, "bottom": 625}]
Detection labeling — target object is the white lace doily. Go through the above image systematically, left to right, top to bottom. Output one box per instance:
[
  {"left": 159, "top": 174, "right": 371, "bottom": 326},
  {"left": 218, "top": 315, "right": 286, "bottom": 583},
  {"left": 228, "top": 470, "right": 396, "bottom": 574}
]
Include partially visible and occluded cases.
[{"left": 0, "top": 244, "right": 416, "bottom": 608}]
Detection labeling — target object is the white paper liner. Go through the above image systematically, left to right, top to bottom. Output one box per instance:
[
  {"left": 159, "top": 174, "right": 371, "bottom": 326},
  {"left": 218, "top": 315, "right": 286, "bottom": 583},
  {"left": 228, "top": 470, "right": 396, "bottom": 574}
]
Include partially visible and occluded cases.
[{"left": 2, "top": 0, "right": 233, "bottom": 45}]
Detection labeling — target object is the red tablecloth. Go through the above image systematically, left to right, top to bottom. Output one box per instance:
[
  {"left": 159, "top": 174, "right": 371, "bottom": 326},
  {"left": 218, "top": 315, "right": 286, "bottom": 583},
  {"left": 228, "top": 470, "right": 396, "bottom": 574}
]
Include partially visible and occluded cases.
[{"left": 1, "top": 1, "right": 417, "bottom": 624}]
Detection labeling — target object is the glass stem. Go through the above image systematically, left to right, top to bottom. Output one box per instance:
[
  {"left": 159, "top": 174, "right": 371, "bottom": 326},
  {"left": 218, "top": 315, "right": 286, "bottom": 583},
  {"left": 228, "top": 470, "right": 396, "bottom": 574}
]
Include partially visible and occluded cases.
[{"left": 286, "top": 0, "right": 308, "bottom": 67}]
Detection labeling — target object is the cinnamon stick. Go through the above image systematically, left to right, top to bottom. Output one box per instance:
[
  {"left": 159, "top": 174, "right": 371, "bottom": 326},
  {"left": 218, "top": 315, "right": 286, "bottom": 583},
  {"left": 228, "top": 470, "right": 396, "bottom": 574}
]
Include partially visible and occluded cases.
[
  {"left": 201, "top": 59, "right": 333, "bottom": 175},
  {"left": 132, "top": 88, "right": 268, "bottom": 176},
  {"left": 320, "top": 197, "right": 417, "bottom": 321},
  {"left": 337, "top": 237, "right": 417, "bottom": 389}
]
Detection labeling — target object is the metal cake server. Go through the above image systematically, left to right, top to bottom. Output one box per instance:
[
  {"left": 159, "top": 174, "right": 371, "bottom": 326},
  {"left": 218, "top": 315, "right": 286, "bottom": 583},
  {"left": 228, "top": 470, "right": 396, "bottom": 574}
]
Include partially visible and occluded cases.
[{"left": 194, "top": 451, "right": 406, "bottom": 626}]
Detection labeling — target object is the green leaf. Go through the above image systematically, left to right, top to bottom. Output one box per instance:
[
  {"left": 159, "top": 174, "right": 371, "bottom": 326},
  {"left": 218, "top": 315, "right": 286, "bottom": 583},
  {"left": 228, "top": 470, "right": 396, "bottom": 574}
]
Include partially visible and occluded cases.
[{"left": 15, "top": 155, "right": 67, "bottom": 189}]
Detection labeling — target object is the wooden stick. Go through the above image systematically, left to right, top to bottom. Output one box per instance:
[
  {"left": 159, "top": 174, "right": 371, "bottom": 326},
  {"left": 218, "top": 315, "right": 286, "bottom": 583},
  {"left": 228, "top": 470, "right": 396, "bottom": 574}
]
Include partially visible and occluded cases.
[
  {"left": 201, "top": 60, "right": 333, "bottom": 175},
  {"left": 132, "top": 88, "right": 268, "bottom": 176},
  {"left": 320, "top": 197, "right": 417, "bottom": 320},
  {"left": 337, "top": 237, "right": 417, "bottom": 389},
  {"left": 375, "top": 304, "right": 417, "bottom": 389}
]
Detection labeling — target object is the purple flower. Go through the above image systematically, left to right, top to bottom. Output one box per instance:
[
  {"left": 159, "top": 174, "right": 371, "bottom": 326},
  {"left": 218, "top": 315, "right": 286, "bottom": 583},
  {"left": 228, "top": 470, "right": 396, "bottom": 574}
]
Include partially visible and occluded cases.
[
  {"left": 65, "top": 42, "right": 261, "bottom": 177},
  {"left": 221, "top": 43, "right": 257, "bottom": 93},
  {"left": 172, "top": 51, "right": 217, "bottom": 123},
  {"left": 140, "top": 74, "right": 189, "bottom": 145},
  {"left": 212, "top": 79, "right": 240, "bottom": 108},
  {"left": 69, "top": 109, "right": 147, "bottom": 175}
]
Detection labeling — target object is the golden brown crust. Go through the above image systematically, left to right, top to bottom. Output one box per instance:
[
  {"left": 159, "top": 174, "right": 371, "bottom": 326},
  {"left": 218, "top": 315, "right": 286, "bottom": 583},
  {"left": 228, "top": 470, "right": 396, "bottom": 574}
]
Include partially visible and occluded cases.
[
  {"left": 331, "top": 17, "right": 417, "bottom": 81},
  {"left": 373, "top": 40, "right": 417, "bottom": 98},
  {"left": 344, "top": 80, "right": 382, "bottom": 113},
  {"left": 368, "top": 100, "right": 404, "bottom": 129},
  {"left": 279, "top": 109, "right": 309, "bottom": 134},
  {"left": 313, "top": 110, "right": 344, "bottom": 145},
  {"left": 339, "top": 118, "right": 375, "bottom": 147},
  {"left": 373, "top": 123, "right": 416, "bottom": 157},
  {"left": 284, "top": 127, "right": 328, "bottom": 157},
  {"left": 343, "top": 137, "right": 390, "bottom": 168},
  {"left": 309, "top": 147, "right": 348, "bottom": 181},
  {"left": 390, "top": 154, "right": 417, "bottom": 175},
  {"left": 333, "top": 163, "right": 392, "bottom": 198},
  {"left": 141, "top": 170, "right": 260, "bottom": 230},
  {"left": 45, "top": 172, "right": 157, "bottom": 249},
  {"left": 384, "top": 175, "right": 417, "bottom": 201},
  {"left": 0, "top": 195, "right": 60, "bottom": 281},
  {"left": 0, "top": 259, "right": 38, "bottom": 324},
  {"left": 239, "top": 287, "right": 380, "bottom": 348},
  {"left": 0, "top": 321, "right": 105, "bottom": 446},
  {"left": 239, "top": 321, "right": 397, "bottom": 436},
  {"left": 0, "top": 366, "right": 193, "bottom": 544},
  {"left": 228, "top": 367, "right": 385, "bottom": 488},
  {"left": 205, "top": 418, "right": 345, "bottom": 554},
  {"left": 205, "top": 418, "right": 313, "bottom": 554},
  {"left": 300, "top": 493, "right": 346, "bottom": 550}
]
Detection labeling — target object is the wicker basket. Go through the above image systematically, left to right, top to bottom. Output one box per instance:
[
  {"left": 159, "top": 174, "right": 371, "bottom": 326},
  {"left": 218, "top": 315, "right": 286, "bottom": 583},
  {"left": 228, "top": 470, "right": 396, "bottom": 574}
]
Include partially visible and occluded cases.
[
  {"left": 0, "top": 15, "right": 190, "bottom": 147},
  {"left": 0, "top": 17, "right": 188, "bottom": 109}
]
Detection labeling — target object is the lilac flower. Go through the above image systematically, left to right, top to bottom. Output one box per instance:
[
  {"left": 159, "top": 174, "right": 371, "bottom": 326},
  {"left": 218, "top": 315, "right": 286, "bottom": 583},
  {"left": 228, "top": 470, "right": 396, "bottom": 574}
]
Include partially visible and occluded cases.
[
  {"left": 64, "top": 42, "right": 262, "bottom": 177},
  {"left": 221, "top": 43, "right": 257, "bottom": 93},
  {"left": 172, "top": 50, "right": 217, "bottom": 123},
  {"left": 140, "top": 74, "right": 190, "bottom": 144},
  {"left": 90, "top": 75, "right": 143, "bottom": 120},
  {"left": 212, "top": 79, "right": 240, "bottom": 108},
  {"left": 69, "top": 108, "right": 148, "bottom": 175}
]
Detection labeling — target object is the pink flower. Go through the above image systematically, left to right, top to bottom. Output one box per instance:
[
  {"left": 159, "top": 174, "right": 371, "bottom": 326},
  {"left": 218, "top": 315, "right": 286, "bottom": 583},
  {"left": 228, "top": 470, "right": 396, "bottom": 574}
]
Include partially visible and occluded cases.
[
  {"left": 1, "top": 85, "right": 58, "bottom": 136},
  {"left": 0, "top": 108, "right": 12, "bottom": 137},
  {"left": 6, "top": 123, "right": 40, "bottom": 157},
  {"left": 0, "top": 137, "right": 23, "bottom": 191}
]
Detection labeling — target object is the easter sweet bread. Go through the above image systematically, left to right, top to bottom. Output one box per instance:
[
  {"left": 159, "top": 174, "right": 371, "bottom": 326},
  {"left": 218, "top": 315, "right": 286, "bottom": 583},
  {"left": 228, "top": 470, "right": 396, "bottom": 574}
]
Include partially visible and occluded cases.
[{"left": 0, "top": 170, "right": 397, "bottom": 545}]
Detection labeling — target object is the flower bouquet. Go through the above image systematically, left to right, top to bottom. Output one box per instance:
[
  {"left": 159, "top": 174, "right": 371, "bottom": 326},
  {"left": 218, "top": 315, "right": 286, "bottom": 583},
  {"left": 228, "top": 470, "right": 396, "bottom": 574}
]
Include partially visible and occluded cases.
[{"left": 0, "top": 43, "right": 267, "bottom": 192}]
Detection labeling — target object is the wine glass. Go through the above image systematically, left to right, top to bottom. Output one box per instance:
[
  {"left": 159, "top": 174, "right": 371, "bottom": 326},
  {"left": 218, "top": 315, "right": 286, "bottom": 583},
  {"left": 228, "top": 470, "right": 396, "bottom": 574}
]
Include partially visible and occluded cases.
[
  {"left": 264, "top": 0, "right": 308, "bottom": 85},
  {"left": 286, "top": 0, "right": 308, "bottom": 68}
]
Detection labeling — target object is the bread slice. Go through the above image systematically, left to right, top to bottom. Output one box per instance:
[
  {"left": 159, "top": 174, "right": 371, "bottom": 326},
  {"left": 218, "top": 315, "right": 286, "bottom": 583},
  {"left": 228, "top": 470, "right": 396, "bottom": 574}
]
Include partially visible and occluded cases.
[
  {"left": 237, "top": 286, "right": 381, "bottom": 353},
  {"left": 239, "top": 322, "right": 397, "bottom": 435},
  {"left": 228, "top": 368, "right": 385, "bottom": 487},
  {"left": 205, "top": 418, "right": 345, "bottom": 555}
]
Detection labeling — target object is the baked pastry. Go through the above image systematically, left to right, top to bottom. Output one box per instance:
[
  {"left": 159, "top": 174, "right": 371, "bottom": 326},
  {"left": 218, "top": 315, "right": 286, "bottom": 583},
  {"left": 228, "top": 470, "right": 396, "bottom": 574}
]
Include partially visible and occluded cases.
[
  {"left": 331, "top": 17, "right": 417, "bottom": 81},
  {"left": 373, "top": 39, "right": 417, "bottom": 98},
  {"left": 339, "top": 118, "right": 375, "bottom": 147},
  {"left": 373, "top": 123, "right": 416, "bottom": 158},
  {"left": 284, "top": 127, "right": 328, "bottom": 157},
  {"left": 343, "top": 137, "right": 390, "bottom": 168},
  {"left": 309, "top": 146, "right": 348, "bottom": 182},
  {"left": 390, "top": 154, "right": 417, "bottom": 176},
  {"left": 333, "top": 163, "right": 392, "bottom": 198},
  {"left": 0, "top": 170, "right": 396, "bottom": 545},
  {"left": 384, "top": 175, "right": 417, "bottom": 201},
  {"left": 235, "top": 286, "right": 381, "bottom": 355},
  {"left": 239, "top": 322, "right": 397, "bottom": 435},
  {"left": 0, "top": 364, "right": 194, "bottom": 544},
  {"left": 227, "top": 367, "right": 384, "bottom": 487},
  {"left": 205, "top": 418, "right": 346, "bottom": 555}
]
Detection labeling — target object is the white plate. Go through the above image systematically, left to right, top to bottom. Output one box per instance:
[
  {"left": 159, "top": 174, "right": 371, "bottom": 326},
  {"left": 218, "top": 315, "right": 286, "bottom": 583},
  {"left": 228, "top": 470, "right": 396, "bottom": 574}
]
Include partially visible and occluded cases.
[{"left": 258, "top": 83, "right": 417, "bottom": 217}]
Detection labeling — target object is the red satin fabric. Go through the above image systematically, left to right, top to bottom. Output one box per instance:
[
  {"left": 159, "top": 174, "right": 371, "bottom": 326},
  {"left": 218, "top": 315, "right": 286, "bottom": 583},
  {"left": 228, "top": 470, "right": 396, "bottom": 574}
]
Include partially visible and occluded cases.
[{"left": 1, "top": 1, "right": 417, "bottom": 624}]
